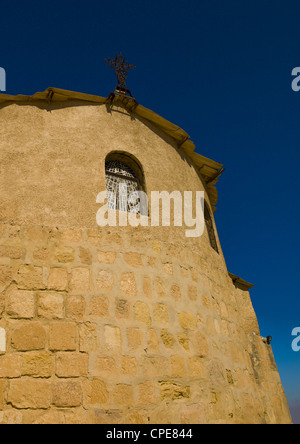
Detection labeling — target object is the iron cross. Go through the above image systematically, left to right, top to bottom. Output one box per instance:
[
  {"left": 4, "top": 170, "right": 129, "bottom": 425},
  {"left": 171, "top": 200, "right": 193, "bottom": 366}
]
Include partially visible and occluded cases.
[{"left": 105, "top": 52, "right": 135, "bottom": 89}]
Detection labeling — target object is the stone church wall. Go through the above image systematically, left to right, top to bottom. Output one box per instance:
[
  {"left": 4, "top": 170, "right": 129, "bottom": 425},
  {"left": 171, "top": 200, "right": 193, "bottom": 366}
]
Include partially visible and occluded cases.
[{"left": 0, "top": 101, "right": 292, "bottom": 424}]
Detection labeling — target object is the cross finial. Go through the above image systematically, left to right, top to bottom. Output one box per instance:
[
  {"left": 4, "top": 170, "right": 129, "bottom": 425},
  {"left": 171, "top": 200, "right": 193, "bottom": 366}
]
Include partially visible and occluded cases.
[{"left": 105, "top": 52, "right": 135, "bottom": 90}]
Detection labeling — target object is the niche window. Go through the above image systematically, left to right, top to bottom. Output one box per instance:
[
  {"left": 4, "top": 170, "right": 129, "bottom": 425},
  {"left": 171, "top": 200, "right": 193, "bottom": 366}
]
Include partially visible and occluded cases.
[
  {"left": 105, "top": 158, "right": 142, "bottom": 215},
  {"left": 204, "top": 202, "right": 219, "bottom": 253}
]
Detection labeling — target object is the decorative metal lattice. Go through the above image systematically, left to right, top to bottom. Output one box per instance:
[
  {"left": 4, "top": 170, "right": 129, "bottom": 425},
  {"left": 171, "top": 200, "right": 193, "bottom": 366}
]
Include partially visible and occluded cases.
[
  {"left": 105, "top": 160, "right": 141, "bottom": 214},
  {"left": 204, "top": 203, "right": 219, "bottom": 253}
]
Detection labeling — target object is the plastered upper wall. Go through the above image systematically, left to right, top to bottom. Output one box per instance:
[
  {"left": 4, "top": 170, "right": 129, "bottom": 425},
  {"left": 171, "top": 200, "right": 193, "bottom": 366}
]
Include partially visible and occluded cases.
[{"left": 0, "top": 101, "right": 223, "bottom": 259}]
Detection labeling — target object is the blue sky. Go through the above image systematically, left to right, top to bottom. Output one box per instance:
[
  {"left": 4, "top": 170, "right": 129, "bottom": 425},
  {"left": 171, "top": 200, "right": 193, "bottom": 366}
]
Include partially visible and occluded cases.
[{"left": 1, "top": 0, "right": 300, "bottom": 423}]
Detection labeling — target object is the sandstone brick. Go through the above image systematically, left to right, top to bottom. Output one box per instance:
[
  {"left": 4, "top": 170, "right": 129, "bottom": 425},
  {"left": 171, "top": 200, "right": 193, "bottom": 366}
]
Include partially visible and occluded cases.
[
  {"left": 61, "top": 229, "right": 83, "bottom": 243},
  {"left": 87, "top": 229, "right": 102, "bottom": 246},
  {"left": 105, "top": 233, "right": 122, "bottom": 245},
  {"left": 0, "top": 245, "right": 25, "bottom": 260},
  {"left": 55, "top": 247, "right": 75, "bottom": 263},
  {"left": 79, "top": 247, "right": 92, "bottom": 265},
  {"left": 98, "top": 250, "right": 117, "bottom": 264},
  {"left": 124, "top": 252, "right": 142, "bottom": 267},
  {"left": 147, "top": 256, "right": 156, "bottom": 267},
  {"left": 163, "top": 262, "right": 173, "bottom": 275},
  {"left": 0, "top": 265, "right": 13, "bottom": 292},
  {"left": 17, "top": 265, "right": 45, "bottom": 290},
  {"left": 48, "top": 268, "right": 69, "bottom": 291},
  {"left": 71, "top": 268, "right": 90, "bottom": 293},
  {"left": 97, "top": 270, "right": 114, "bottom": 290},
  {"left": 120, "top": 272, "right": 137, "bottom": 297},
  {"left": 155, "top": 278, "right": 167, "bottom": 298},
  {"left": 171, "top": 284, "right": 181, "bottom": 301},
  {"left": 188, "top": 286, "right": 197, "bottom": 301},
  {"left": 6, "top": 288, "right": 35, "bottom": 319},
  {"left": 38, "top": 292, "right": 64, "bottom": 319},
  {"left": 202, "top": 294, "right": 211, "bottom": 309},
  {"left": 66, "top": 295, "right": 86, "bottom": 320},
  {"left": 90, "top": 296, "right": 109, "bottom": 318},
  {"left": 116, "top": 298, "right": 129, "bottom": 319},
  {"left": 134, "top": 301, "right": 151, "bottom": 326},
  {"left": 153, "top": 303, "right": 169, "bottom": 324},
  {"left": 178, "top": 312, "right": 197, "bottom": 330},
  {"left": 11, "top": 322, "right": 46, "bottom": 351},
  {"left": 49, "top": 322, "right": 76, "bottom": 351},
  {"left": 79, "top": 322, "right": 98, "bottom": 352},
  {"left": 104, "top": 325, "right": 121, "bottom": 350},
  {"left": 0, "top": 326, "right": 6, "bottom": 351},
  {"left": 127, "top": 328, "right": 143, "bottom": 350},
  {"left": 148, "top": 329, "right": 160, "bottom": 353},
  {"left": 161, "top": 329, "right": 175, "bottom": 348},
  {"left": 177, "top": 333, "right": 190, "bottom": 351},
  {"left": 22, "top": 352, "right": 53, "bottom": 378},
  {"left": 55, "top": 353, "right": 88, "bottom": 378},
  {"left": 0, "top": 354, "right": 21, "bottom": 378},
  {"left": 170, "top": 355, "right": 187, "bottom": 377},
  {"left": 91, "top": 356, "right": 118, "bottom": 377},
  {"left": 121, "top": 356, "right": 137, "bottom": 375},
  {"left": 142, "top": 356, "right": 169, "bottom": 377},
  {"left": 189, "top": 356, "right": 204, "bottom": 376},
  {"left": 8, "top": 378, "right": 52, "bottom": 409},
  {"left": 83, "top": 379, "right": 109, "bottom": 406},
  {"left": 0, "top": 380, "right": 5, "bottom": 409},
  {"left": 53, "top": 380, "right": 82, "bottom": 407},
  {"left": 138, "top": 381, "right": 157, "bottom": 405},
  {"left": 159, "top": 381, "right": 191, "bottom": 400},
  {"left": 113, "top": 384, "right": 134, "bottom": 406},
  {"left": 64, "top": 408, "right": 93, "bottom": 425},
  {"left": 0, "top": 410, "right": 23, "bottom": 424},
  {"left": 32, "top": 410, "right": 65, "bottom": 425},
  {"left": 124, "top": 410, "right": 149, "bottom": 425}
]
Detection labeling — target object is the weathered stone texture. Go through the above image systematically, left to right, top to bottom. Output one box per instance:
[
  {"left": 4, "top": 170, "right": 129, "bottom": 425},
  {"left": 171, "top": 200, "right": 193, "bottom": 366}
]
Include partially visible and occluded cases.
[{"left": 0, "top": 100, "right": 292, "bottom": 424}]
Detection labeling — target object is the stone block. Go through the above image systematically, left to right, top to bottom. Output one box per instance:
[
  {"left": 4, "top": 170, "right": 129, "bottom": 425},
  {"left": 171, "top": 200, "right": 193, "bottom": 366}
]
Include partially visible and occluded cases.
[
  {"left": 17, "top": 265, "right": 45, "bottom": 291},
  {"left": 48, "top": 268, "right": 69, "bottom": 291},
  {"left": 71, "top": 268, "right": 90, "bottom": 293},
  {"left": 120, "top": 273, "right": 137, "bottom": 297},
  {"left": 6, "top": 288, "right": 35, "bottom": 319},
  {"left": 38, "top": 292, "right": 64, "bottom": 319},
  {"left": 66, "top": 295, "right": 86, "bottom": 320},
  {"left": 134, "top": 301, "right": 151, "bottom": 325},
  {"left": 178, "top": 312, "right": 197, "bottom": 330},
  {"left": 11, "top": 322, "right": 46, "bottom": 351},
  {"left": 49, "top": 322, "right": 77, "bottom": 351},
  {"left": 22, "top": 352, "right": 53, "bottom": 378},
  {"left": 55, "top": 352, "right": 88, "bottom": 378},
  {"left": 0, "top": 354, "right": 21, "bottom": 378},
  {"left": 8, "top": 378, "right": 52, "bottom": 409},
  {"left": 83, "top": 379, "right": 109, "bottom": 406},
  {"left": 53, "top": 380, "right": 82, "bottom": 407}
]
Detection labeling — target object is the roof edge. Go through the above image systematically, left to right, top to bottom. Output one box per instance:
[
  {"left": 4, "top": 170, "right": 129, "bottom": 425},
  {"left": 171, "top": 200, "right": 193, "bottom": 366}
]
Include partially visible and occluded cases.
[{"left": 0, "top": 87, "right": 224, "bottom": 209}]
